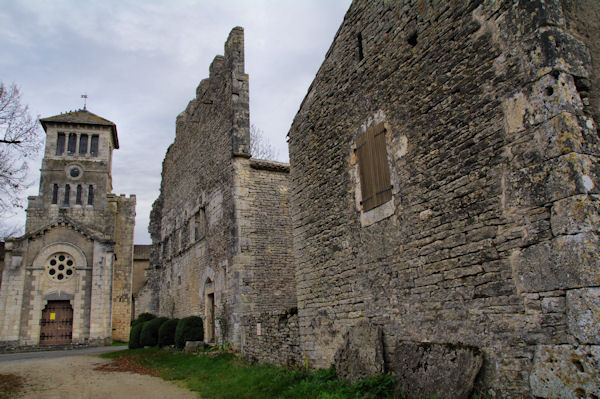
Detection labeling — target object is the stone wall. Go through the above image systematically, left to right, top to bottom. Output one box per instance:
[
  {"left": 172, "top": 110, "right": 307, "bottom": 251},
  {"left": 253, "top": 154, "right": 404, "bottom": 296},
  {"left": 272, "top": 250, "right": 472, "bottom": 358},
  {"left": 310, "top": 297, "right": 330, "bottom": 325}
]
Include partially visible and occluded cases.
[
  {"left": 287, "top": 1, "right": 599, "bottom": 397},
  {"left": 234, "top": 158, "right": 296, "bottom": 359},
  {"left": 110, "top": 194, "right": 136, "bottom": 342},
  {"left": 241, "top": 309, "right": 300, "bottom": 367}
]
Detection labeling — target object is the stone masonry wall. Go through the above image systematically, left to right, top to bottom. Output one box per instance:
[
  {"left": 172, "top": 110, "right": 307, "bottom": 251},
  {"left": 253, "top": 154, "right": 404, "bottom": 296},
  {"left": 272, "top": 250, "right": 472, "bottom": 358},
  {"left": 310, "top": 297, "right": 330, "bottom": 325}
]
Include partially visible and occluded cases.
[
  {"left": 287, "top": 1, "right": 599, "bottom": 397},
  {"left": 147, "top": 27, "right": 249, "bottom": 345},
  {"left": 234, "top": 158, "right": 296, "bottom": 359},
  {"left": 110, "top": 194, "right": 136, "bottom": 342},
  {"left": 241, "top": 310, "right": 300, "bottom": 367}
]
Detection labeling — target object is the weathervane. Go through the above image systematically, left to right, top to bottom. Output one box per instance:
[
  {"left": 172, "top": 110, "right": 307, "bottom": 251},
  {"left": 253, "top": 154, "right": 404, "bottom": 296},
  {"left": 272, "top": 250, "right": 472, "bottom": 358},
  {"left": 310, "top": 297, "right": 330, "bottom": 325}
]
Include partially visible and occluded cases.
[{"left": 81, "top": 94, "right": 88, "bottom": 110}]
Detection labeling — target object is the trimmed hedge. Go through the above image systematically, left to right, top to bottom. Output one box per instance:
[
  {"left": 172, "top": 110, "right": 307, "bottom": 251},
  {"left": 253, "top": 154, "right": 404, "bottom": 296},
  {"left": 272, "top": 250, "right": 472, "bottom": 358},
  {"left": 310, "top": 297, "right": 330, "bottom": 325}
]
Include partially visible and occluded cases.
[
  {"left": 132, "top": 312, "right": 156, "bottom": 327},
  {"left": 175, "top": 316, "right": 204, "bottom": 349},
  {"left": 140, "top": 317, "right": 169, "bottom": 347},
  {"left": 158, "top": 318, "right": 179, "bottom": 347},
  {"left": 128, "top": 323, "right": 144, "bottom": 349}
]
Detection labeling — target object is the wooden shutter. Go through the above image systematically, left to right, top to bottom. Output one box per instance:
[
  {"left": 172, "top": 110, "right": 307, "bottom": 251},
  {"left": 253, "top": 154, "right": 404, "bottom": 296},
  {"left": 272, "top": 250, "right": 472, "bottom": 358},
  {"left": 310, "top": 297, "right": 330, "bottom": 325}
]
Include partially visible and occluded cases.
[{"left": 356, "top": 122, "right": 392, "bottom": 212}]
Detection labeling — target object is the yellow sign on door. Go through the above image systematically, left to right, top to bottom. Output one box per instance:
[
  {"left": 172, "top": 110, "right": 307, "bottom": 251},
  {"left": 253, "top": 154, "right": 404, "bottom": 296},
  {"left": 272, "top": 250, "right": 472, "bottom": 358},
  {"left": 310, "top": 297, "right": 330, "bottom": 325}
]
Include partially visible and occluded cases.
[{"left": 50, "top": 313, "right": 56, "bottom": 320}]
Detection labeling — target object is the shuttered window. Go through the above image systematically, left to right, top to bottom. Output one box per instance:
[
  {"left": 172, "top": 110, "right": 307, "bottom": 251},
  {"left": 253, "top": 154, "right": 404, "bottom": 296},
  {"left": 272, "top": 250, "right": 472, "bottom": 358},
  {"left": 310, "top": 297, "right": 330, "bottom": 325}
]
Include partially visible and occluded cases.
[{"left": 355, "top": 122, "right": 392, "bottom": 212}]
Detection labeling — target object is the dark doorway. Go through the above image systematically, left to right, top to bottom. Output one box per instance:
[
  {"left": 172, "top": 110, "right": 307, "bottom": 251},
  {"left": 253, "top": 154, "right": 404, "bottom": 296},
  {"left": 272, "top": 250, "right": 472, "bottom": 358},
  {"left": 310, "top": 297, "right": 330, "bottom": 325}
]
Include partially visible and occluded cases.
[
  {"left": 206, "top": 292, "right": 215, "bottom": 343},
  {"left": 40, "top": 300, "right": 73, "bottom": 345}
]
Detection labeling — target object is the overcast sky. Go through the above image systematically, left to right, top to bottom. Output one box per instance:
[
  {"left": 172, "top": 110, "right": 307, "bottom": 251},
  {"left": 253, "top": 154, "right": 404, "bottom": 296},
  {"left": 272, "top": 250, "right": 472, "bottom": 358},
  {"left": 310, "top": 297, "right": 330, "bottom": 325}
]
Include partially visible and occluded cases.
[{"left": 1, "top": 0, "right": 352, "bottom": 244}]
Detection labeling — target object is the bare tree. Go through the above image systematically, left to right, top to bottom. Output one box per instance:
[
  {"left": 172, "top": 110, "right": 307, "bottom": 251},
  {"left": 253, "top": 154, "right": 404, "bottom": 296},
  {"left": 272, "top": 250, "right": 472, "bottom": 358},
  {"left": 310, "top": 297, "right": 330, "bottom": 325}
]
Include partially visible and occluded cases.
[
  {"left": 0, "top": 82, "right": 42, "bottom": 221},
  {"left": 250, "top": 124, "right": 279, "bottom": 161}
]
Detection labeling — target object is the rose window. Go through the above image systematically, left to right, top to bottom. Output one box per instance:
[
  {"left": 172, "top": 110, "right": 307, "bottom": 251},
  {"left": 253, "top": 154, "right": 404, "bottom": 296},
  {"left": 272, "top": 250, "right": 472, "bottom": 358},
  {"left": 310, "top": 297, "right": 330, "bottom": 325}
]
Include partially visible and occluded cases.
[{"left": 46, "top": 253, "right": 75, "bottom": 282}]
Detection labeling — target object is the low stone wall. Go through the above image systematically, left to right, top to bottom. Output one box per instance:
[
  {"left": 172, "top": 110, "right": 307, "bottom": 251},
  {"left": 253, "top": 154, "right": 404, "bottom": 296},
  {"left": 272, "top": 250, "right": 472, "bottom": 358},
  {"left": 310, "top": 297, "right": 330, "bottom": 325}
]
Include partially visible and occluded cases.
[
  {"left": 241, "top": 309, "right": 301, "bottom": 367},
  {"left": 0, "top": 338, "right": 110, "bottom": 354}
]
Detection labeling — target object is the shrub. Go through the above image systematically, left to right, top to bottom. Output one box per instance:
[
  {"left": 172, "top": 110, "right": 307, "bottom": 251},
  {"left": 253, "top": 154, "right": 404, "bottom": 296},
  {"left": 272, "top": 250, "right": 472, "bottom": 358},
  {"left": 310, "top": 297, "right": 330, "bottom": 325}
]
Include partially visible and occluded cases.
[
  {"left": 132, "top": 312, "right": 156, "bottom": 327},
  {"left": 175, "top": 316, "right": 204, "bottom": 349},
  {"left": 140, "top": 317, "right": 169, "bottom": 347},
  {"left": 158, "top": 318, "right": 179, "bottom": 347},
  {"left": 128, "top": 323, "right": 144, "bottom": 349}
]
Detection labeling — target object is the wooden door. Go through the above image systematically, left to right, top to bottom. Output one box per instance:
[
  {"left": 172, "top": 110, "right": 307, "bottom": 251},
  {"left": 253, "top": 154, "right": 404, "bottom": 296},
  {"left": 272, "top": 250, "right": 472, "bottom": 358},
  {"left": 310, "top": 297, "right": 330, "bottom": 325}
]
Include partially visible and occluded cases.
[{"left": 40, "top": 300, "right": 73, "bottom": 345}]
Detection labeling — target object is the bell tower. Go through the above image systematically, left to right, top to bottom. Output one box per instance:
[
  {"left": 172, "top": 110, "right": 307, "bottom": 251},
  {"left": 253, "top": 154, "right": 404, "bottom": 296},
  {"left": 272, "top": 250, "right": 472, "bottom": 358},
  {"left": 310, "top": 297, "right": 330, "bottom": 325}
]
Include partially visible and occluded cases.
[{"left": 26, "top": 108, "right": 120, "bottom": 235}]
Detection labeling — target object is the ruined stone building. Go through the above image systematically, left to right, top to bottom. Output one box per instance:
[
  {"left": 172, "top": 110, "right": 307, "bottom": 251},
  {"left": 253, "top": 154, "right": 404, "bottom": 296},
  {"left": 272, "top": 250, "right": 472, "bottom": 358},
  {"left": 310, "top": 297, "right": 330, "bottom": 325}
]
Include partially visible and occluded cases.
[
  {"left": 141, "top": 1, "right": 599, "bottom": 397},
  {"left": 138, "top": 27, "right": 295, "bottom": 350},
  {"left": 0, "top": 109, "right": 136, "bottom": 346}
]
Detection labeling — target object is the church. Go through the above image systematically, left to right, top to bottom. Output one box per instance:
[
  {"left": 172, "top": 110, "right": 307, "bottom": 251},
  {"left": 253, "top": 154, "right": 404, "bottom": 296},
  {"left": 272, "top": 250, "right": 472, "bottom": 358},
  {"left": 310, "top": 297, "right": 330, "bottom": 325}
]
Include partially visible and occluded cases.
[{"left": 0, "top": 108, "right": 135, "bottom": 346}]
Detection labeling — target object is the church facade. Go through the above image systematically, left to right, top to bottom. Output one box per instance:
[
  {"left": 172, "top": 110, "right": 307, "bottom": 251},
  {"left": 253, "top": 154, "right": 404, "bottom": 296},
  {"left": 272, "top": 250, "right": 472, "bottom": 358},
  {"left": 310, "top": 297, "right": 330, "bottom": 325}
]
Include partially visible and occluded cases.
[{"left": 0, "top": 109, "right": 135, "bottom": 346}]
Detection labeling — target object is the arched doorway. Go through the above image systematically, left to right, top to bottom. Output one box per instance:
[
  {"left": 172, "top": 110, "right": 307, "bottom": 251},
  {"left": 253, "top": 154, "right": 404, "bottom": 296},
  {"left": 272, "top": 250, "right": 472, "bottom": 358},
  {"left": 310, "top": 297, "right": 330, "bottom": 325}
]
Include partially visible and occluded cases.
[
  {"left": 205, "top": 278, "right": 215, "bottom": 343},
  {"left": 40, "top": 300, "right": 73, "bottom": 344}
]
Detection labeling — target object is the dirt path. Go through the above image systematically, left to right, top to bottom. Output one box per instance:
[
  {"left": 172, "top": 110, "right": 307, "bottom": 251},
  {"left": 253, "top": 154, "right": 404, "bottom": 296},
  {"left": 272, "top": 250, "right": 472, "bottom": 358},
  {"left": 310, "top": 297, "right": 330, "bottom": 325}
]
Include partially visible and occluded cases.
[{"left": 0, "top": 354, "right": 198, "bottom": 399}]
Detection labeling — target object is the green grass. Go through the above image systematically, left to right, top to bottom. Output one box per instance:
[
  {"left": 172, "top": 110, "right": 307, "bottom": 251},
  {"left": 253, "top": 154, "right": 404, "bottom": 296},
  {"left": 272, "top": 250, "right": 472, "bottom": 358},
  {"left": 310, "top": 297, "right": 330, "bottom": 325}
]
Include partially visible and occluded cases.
[
  {"left": 110, "top": 340, "right": 128, "bottom": 346},
  {"left": 100, "top": 347, "right": 398, "bottom": 399}
]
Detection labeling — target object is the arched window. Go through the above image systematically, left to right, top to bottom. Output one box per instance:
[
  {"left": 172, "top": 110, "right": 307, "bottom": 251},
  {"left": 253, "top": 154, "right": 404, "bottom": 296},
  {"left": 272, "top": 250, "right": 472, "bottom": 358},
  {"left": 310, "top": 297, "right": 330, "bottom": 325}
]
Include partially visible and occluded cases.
[
  {"left": 56, "top": 133, "right": 65, "bottom": 155},
  {"left": 67, "top": 133, "right": 77, "bottom": 155},
  {"left": 79, "top": 134, "right": 88, "bottom": 155},
  {"left": 90, "top": 135, "right": 99, "bottom": 157},
  {"left": 52, "top": 184, "right": 59, "bottom": 204},
  {"left": 63, "top": 184, "right": 70, "bottom": 206},
  {"left": 76, "top": 184, "right": 82, "bottom": 204},
  {"left": 87, "top": 185, "right": 94, "bottom": 205}
]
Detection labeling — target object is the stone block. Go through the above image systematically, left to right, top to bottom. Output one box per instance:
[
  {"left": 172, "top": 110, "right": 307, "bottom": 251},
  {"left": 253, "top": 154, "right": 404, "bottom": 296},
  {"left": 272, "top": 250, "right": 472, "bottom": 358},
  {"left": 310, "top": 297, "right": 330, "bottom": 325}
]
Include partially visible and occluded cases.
[
  {"left": 505, "top": 153, "right": 600, "bottom": 209},
  {"left": 551, "top": 195, "right": 600, "bottom": 236},
  {"left": 511, "top": 232, "right": 600, "bottom": 293},
  {"left": 566, "top": 288, "right": 600, "bottom": 344},
  {"left": 333, "top": 321, "right": 384, "bottom": 383},
  {"left": 184, "top": 340, "right": 204, "bottom": 353},
  {"left": 391, "top": 342, "right": 483, "bottom": 399},
  {"left": 530, "top": 344, "right": 600, "bottom": 398}
]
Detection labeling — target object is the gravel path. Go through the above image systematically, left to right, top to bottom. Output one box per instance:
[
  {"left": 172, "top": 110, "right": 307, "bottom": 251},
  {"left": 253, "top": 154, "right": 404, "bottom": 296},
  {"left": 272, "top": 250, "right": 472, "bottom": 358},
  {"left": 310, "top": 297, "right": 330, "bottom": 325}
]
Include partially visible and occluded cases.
[{"left": 0, "top": 352, "right": 198, "bottom": 399}]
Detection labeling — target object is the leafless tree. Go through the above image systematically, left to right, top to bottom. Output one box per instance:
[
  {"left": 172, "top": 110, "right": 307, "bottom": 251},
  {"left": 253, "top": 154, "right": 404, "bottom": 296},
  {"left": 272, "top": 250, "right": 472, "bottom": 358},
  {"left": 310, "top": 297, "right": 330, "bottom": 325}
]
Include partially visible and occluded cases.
[
  {"left": 0, "top": 82, "right": 42, "bottom": 221},
  {"left": 250, "top": 124, "right": 279, "bottom": 161}
]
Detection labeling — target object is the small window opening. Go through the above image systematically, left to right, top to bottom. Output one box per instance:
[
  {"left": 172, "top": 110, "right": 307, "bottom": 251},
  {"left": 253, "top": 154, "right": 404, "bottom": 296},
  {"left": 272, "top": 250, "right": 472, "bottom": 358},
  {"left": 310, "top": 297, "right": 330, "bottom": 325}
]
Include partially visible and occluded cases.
[
  {"left": 407, "top": 31, "right": 418, "bottom": 47},
  {"left": 357, "top": 33, "right": 364, "bottom": 61},
  {"left": 56, "top": 133, "right": 65, "bottom": 155},
  {"left": 67, "top": 133, "right": 77, "bottom": 155},
  {"left": 79, "top": 134, "right": 88, "bottom": 155},
  {"left": 90, "top": 135, "right": 99, "bottom": 157},
  {"left": 52, "top": 184, "right": 59, "bottom": 204},
  {"left": 63, "top": 184, "right": 70, "bottom": 206},
  {"left": 76, "top": 184, "right": 82, "bottom": 204},
  {"left": 87, "top": 185, "right": 94, "bottom": 205},
  {"left": 194, "top": 208, "right": 206, "bottom": 241}
]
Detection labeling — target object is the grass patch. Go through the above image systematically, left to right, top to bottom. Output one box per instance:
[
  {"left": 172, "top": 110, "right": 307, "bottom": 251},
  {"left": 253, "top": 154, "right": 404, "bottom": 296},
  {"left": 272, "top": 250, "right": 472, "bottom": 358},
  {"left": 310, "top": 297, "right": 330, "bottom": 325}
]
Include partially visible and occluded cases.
[
  {"left": 111, "top": 340, "right": 128, "bottom": 346},
  {"left": 100, "top": 347, "right": 398, "bottom": 398},
  {"left": 0, "top": 373, "right": 25, "bottom": 399}
]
